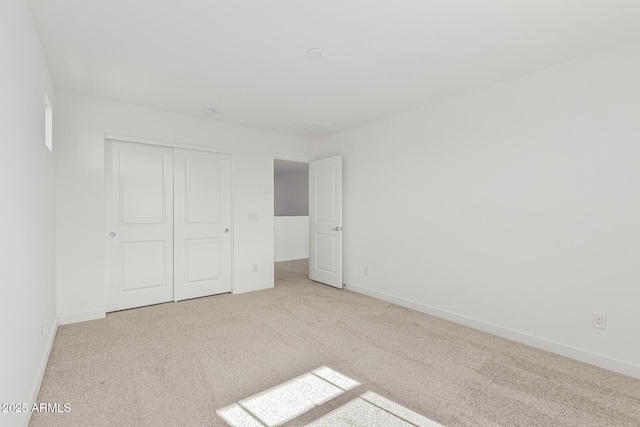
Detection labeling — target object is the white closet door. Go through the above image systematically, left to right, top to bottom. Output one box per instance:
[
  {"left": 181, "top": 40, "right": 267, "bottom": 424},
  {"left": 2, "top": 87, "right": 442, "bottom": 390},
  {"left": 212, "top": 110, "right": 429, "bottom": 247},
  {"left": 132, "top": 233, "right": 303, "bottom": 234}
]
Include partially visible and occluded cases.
[
  {"left": 106, "top": 141, "right": 174, "bottom": 311},
  {"left": 173, "top": 149, "right": 232, "bottom": 301},
  {"left": 309, "top": 155, "right": 343, "bottom": 288}
]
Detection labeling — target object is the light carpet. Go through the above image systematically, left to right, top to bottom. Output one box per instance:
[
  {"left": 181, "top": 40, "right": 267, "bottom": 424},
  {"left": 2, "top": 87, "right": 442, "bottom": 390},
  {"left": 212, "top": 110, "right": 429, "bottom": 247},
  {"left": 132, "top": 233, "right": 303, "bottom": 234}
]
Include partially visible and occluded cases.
[{"left": 30, "top": 259, "right": 640, "bottom": 426}]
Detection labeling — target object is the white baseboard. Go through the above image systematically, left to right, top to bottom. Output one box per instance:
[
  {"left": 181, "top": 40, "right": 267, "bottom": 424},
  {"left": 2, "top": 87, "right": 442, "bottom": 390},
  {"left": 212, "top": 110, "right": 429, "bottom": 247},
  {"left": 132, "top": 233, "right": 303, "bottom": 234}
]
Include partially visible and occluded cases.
[
  {"left": 275, "top": 255, "right": 309, "bottom": 262},
  {"left": 233, "top": 281, "right": 273, "bottom": 295},
  {"left": 344, "top": 282, "right": 640, "bottom": 380},
  {"left": 58, "top": 309, "right": 106, "bottom": 325},
  {"left": 23, "top": 317, "right": 59, "bottom": 427}
]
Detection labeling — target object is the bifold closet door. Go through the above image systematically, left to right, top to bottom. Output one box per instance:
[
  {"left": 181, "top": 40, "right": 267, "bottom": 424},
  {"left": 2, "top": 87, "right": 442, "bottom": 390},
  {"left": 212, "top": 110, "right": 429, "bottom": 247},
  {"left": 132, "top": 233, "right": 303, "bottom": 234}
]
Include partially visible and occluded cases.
[
  {"left": 106, "top": 141, "right": 174, "bottom": 312},
  {"left": 173, "top": 149, "right": 232, "bottom": 301}
]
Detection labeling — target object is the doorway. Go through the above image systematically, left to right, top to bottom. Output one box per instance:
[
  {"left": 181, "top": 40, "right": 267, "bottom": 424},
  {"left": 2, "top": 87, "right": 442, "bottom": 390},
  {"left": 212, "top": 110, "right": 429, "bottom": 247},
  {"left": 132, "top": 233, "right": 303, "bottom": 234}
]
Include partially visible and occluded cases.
[
  {"left": 272, "top": 155, "right": 343, "bottom": 289},
  {"left": 274, "top": 159, "right": 310, "bottom": 266}
]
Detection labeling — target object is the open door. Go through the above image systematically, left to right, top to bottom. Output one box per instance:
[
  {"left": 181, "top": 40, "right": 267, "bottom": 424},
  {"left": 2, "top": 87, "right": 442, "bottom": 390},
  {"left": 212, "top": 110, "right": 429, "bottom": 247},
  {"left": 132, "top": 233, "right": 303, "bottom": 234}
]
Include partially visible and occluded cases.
[{"left": 309, "top": 155, "right": 342, "bottom": 288}]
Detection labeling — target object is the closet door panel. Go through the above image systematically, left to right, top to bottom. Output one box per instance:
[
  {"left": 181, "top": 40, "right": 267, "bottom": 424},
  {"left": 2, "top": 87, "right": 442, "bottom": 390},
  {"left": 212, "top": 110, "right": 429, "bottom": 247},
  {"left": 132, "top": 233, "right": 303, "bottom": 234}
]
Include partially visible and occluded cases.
[
  {"left": 106, "top": 141, "right": 174, "bottom": 311},
  {"left": 174, "top": 149, "right": 232, "bottom": 301}
]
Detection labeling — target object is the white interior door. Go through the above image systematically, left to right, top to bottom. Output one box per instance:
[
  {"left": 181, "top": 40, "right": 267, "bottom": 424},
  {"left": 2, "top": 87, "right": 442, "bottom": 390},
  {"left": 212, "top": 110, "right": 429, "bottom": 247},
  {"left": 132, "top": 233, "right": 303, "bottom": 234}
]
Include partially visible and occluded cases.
[
  {"left": 106, "top": 141, "right": 174, "bottom": 311},
  {"left": 174, "top": 149, "right": 232, "bottom": 300},
  {"left": 309, "top": 155, "right": 342, "bottom": 288}
]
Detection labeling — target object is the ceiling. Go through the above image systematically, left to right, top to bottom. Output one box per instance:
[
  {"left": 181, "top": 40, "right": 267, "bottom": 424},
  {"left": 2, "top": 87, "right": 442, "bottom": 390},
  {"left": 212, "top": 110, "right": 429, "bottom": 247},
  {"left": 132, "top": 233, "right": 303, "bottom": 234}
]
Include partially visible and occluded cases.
[{"left": 28, "top": 0, "right": 640, "bottom": 138}]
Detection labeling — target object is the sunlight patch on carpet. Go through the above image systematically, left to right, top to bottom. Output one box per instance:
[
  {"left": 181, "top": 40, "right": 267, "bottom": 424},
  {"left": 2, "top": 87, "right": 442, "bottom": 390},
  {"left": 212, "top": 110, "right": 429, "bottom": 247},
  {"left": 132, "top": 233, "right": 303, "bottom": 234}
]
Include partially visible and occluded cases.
[
  {"left": 217, "top": 366, "right": 442, "bottom": 427},
  {"left": 217, "top": 366, "right": 358, "bottom": 427},
  {"left": 311, "top": 366, "right": 360, "bottom": 391},
  {"left": 238, "top": 372, "right": 343, "bottom": 426},
  {"left": 308, "top": 391, "right": 444, "bottom": 427},
  {"left": 217, "top": 403, "right": 264, "bottom": 427}
]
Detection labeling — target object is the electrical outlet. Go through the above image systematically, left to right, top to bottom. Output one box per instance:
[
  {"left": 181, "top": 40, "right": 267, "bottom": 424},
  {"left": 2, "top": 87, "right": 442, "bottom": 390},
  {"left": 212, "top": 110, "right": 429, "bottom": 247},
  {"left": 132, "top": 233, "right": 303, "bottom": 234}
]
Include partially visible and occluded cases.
[
  {"left": 252, "top": 263, "right": 258, "bottom": 273},
  {"left": 363, "top": 266, "right": 369, "bottom": 276},
  {"left": 592, "top": 312, "right": 607, "bottom": 330}
]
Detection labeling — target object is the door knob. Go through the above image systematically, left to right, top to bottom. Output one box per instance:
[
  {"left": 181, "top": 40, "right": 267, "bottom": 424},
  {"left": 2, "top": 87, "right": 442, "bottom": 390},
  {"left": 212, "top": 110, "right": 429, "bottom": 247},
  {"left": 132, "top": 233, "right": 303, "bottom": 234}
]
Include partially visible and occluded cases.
[
  {"left": 332, "top": 226, "right": 341, "bottom": 231},
  {"left": 225, "top": 228, "right": 230, "bottom": 233},
  {"left": 108, "top": 232, "right": 116, "bottom": 238}
]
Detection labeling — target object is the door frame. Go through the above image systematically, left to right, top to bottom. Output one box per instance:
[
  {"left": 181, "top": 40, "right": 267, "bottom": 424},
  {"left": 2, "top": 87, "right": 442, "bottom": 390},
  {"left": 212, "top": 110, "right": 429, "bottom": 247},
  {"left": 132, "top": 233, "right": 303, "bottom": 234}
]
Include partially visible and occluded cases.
[
  {"left": 104, "top": 133, "right": 234, "bottom": 305},
  {"left": 270, "top": 153, "right": 314, "bottom": 282}
]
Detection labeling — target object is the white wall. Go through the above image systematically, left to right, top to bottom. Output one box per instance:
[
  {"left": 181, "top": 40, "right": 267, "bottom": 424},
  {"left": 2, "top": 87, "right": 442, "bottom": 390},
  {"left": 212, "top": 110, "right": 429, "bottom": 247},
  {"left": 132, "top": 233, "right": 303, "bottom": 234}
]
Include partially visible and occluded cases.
[
  {"left": 0, "top": 1, "right": 57, "bottom": 425},
  {"left": 315, "top": 41, "right": 640, "bottom": 378},
  {"left": 55, "top": 92, "right": 315, "bottom": 323},
  {"left": 275, "top": 217, "right": 309, "bottom": 262}
]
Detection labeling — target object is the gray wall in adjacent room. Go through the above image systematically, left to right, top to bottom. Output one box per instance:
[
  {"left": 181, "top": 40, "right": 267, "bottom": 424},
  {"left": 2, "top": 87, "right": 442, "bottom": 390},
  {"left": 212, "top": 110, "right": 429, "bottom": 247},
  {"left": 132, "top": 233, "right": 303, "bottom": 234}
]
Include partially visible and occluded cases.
[{"left": 275, "top": 160, "right": 309, "bottom": 216}]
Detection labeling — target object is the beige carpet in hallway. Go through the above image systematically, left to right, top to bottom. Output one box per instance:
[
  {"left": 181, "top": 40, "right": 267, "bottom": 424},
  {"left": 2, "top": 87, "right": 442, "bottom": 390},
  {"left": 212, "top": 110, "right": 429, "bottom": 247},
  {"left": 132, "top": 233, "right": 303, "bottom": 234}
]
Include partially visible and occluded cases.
[{"left": 31, "top": 259, "right": 640, "bottom": 426}]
